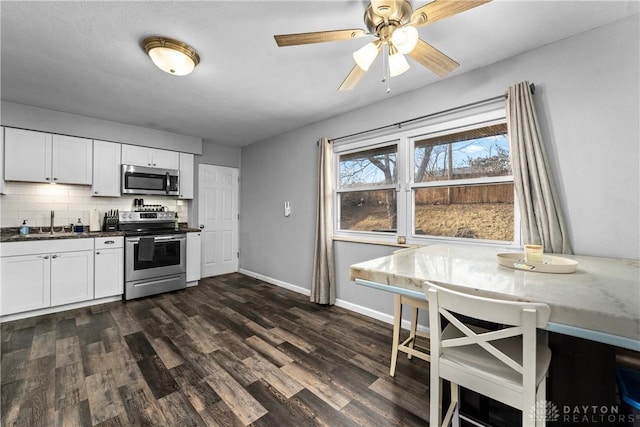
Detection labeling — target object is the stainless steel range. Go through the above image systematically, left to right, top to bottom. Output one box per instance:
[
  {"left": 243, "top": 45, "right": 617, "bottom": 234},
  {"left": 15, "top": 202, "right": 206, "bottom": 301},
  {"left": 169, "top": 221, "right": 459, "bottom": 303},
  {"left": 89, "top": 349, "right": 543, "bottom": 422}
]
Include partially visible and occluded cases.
[{"left": 119, "top": 210, "right": 186, "bottom": 300}]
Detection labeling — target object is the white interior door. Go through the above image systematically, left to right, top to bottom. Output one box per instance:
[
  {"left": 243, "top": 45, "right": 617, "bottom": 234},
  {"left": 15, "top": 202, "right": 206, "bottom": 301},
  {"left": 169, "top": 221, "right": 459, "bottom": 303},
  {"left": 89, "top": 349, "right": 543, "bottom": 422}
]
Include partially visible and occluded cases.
[{"left": 198, "top": 164, "right": 239, "bottom": 277}]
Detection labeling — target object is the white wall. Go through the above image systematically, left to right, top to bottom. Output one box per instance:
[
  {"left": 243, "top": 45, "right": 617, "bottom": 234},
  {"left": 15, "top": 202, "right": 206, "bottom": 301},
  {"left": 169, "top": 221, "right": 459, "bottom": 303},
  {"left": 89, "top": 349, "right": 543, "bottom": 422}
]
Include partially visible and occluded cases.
[
  {"left": 239, "top": 16, "right": 640, "bottom": 319},
  {"left": 1, "top": 101, "right": 202, "bottom": 154}
]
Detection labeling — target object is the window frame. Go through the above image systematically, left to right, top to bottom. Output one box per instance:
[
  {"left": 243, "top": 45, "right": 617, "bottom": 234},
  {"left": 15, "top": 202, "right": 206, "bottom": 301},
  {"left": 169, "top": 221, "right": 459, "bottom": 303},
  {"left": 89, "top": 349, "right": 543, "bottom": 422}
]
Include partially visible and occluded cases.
[
  {"left": 333, "top": 108, "right": 521, "bottom": 248},
  {"left": 334, "top": 136, "right": 403, "bottom": 244}
]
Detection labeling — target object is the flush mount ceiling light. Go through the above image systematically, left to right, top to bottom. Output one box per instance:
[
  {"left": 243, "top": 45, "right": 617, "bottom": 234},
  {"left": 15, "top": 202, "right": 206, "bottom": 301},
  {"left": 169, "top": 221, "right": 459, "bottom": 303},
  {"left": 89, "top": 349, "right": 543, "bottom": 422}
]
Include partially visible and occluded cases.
[{"left": 143, "top": 36, "right": 200, "bottom": 76}]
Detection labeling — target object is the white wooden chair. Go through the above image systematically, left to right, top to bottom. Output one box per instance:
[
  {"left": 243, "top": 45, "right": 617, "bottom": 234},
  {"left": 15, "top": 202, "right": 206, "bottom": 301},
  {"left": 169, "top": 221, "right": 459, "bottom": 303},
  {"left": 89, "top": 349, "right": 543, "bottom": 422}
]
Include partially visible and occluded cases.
[
  {"left": 426, "top": 281, "right": 551, "bottom": 427},
  {"left": 389, "top": 294, "right": 430, "bottom": 376}
]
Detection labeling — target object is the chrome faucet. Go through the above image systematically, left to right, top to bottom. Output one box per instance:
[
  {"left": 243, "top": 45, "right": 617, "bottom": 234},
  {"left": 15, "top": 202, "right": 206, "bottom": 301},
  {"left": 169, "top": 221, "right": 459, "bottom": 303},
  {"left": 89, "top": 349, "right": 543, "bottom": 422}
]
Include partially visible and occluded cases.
[{"left": 50, "top": 210, "right": 54, "bottom": 234}]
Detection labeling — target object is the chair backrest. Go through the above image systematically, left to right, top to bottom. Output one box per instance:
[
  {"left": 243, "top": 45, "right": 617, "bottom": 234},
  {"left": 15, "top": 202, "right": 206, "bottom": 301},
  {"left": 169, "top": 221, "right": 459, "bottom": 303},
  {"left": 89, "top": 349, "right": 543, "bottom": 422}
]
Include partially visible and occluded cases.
[
  {"left": 426, "top": 281, "right": 550, "bottom": 376},
  {"left": 426, "top": 282, "right": 550, "bottom": 328}
]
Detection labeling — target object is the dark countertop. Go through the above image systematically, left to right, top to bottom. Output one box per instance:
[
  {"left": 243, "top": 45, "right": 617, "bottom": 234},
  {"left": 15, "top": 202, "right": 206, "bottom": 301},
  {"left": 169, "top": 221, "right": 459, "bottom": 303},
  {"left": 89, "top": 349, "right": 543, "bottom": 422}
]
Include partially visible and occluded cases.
[
  {"left": 1, "top": 224, "right": 200, "bottom": 242},
  {"left": 1, "top": 227, "right": 123, "bottom": 243},
  {"left": 181, "top": 227, "right": 201, "bottom": 233}
]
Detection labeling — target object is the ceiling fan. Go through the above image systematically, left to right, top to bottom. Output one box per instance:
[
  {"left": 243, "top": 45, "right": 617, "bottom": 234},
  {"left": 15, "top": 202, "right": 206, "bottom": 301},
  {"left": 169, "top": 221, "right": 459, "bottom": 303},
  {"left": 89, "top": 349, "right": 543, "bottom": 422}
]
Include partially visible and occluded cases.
[{"left": 274, "top": 0, "right": 491, "bottom": 92}]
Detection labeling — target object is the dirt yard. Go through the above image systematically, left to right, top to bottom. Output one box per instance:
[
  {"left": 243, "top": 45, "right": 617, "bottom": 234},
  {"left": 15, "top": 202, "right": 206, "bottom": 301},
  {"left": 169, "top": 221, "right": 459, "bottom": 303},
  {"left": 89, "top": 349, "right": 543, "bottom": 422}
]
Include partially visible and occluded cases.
[{"left": 341, "top": 203, "right": 513, "bottom": 241}]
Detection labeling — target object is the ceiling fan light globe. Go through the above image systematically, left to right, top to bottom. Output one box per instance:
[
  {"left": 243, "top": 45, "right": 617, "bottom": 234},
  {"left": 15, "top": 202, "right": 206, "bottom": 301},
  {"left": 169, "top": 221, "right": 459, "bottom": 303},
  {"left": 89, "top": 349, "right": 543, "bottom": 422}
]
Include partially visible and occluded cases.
[
  {"left": 391, "top": 26, "right": 419, "bottom": 54},
  {"left": 353, "top": 42, "right": 380, "bottom": 72},
  {"left": 149, "top": 47, "right": 195, "bottom": 76},
  {"left": 389, "top": 52, "right": 410, "bottom": 77}
]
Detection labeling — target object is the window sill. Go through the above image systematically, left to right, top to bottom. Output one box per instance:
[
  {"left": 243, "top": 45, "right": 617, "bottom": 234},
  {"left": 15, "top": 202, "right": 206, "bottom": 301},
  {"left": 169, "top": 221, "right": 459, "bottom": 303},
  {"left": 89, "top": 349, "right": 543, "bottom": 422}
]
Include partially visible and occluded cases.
[
  {"left": 333, "top": 235, "right": 521, "bottom": 251},
  {"left": 332, "top": 236, "right": 418, "bottom": 249}
]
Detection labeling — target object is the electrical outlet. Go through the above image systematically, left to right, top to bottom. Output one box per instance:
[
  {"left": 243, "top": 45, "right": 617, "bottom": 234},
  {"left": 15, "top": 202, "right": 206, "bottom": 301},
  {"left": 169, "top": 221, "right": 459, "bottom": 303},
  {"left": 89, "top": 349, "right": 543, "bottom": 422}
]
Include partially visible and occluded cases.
[{"left": 284, "top": 201, "right": 291, "bottom": 217}]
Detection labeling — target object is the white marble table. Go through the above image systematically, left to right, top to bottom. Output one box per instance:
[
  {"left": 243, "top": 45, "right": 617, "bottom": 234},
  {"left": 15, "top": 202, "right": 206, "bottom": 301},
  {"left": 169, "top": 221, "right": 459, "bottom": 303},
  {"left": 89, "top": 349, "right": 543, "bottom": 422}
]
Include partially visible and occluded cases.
[{"left": 350, "top": 244, "right": 640, "bottom": 351}]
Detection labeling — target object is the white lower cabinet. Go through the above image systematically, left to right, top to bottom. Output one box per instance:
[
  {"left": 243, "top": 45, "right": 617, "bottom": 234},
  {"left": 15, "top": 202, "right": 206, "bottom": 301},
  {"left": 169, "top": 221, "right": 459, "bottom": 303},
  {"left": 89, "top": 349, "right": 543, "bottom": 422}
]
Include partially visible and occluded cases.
[
  {"left": 1, "top": 126, "right": 5, "bottom": 194},
  {"left": 186, "top": 232, "right": 201, "bottom": 285},
  {"left": 94, "top": 237, "right": 124, "bottom": 298},
  {"left": 0, "top": 238, "right": 94, "bottom": 316},
  {"left": 50, "top": 250, "right": 94, "bottom": 306},
  {"left": 1, "top": 254, "right": 51, "bottom": 315}
]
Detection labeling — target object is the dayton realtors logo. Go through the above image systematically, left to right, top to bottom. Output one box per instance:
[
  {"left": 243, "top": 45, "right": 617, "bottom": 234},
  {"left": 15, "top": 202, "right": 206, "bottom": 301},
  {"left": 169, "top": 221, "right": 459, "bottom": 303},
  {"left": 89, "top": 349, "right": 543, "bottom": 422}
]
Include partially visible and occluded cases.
[
  {"left": 528, "top": 400, "right": 560, "bottom": 422},
  {"left": 530, "top": 401, "right": 637, "bottom": 424}
]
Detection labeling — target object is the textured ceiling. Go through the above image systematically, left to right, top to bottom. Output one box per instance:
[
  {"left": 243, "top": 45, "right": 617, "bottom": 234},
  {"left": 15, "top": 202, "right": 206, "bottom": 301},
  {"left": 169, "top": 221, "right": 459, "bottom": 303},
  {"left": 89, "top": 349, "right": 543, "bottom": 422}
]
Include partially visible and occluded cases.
[{"left": 1, "top": 1, "right": 638, "bottom": 147}]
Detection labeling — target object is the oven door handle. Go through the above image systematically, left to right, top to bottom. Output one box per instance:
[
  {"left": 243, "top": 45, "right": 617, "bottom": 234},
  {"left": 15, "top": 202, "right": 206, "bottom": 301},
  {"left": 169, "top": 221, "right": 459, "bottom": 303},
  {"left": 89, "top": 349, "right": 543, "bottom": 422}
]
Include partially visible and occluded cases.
[
  {"left": 166, "top": 172, "right": 170, "bottom": 195},
  {"left": 126, "top": 235, "right": 185, "bottom": 243},
  {"left": 154, "top": 235, "right": 185, "bottom": 241}
]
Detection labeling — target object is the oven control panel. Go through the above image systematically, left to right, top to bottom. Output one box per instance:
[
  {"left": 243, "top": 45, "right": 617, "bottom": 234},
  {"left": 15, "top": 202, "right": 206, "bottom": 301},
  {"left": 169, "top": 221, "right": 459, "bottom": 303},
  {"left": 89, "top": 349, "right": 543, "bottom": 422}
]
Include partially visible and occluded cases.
[{"left": 119, "top": 211, "right": 176, "bottom": 222}]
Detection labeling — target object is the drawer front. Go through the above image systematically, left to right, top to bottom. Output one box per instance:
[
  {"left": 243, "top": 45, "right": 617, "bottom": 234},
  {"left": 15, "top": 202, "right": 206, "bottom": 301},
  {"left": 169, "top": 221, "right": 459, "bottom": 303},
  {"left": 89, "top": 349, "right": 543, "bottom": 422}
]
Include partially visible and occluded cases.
[
  {"left": 94, "top": 236, "right": 124, "bottom": 250},
  {"left": 1, "top": 238, "right": 94, "bottom": 257}
]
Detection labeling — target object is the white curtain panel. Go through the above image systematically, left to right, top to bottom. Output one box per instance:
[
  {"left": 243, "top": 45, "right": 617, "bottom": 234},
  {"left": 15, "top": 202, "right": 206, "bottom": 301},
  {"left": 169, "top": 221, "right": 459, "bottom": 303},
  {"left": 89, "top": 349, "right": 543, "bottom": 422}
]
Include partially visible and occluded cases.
[
  {"left": 507, "top": 82, "right": 572, "bottom": 254},
  {"left": 311, "top": 137, "right": 336, "bottom": 304}
]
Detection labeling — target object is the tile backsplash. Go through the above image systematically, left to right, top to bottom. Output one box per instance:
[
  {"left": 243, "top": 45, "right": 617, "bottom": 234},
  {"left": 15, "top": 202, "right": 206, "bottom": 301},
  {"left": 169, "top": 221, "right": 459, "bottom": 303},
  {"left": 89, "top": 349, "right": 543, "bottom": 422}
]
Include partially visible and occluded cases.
[{"left": 0, "top": 182, "right": 188, "bottom": 229}]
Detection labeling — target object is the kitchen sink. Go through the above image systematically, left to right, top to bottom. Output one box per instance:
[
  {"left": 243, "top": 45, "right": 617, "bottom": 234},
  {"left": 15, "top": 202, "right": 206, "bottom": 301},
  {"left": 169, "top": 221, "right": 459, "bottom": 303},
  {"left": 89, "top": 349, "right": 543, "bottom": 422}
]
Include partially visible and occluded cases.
[{"left": 13, "top": 232, "right": 84, "bottom": 239}]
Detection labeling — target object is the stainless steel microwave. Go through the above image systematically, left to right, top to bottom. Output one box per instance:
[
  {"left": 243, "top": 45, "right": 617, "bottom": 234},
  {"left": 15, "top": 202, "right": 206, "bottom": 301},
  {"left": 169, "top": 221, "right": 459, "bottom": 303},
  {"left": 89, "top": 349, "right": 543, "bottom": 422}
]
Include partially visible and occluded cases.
[{"left": 121, "top": 164, "right": 179, "bottom": 196}]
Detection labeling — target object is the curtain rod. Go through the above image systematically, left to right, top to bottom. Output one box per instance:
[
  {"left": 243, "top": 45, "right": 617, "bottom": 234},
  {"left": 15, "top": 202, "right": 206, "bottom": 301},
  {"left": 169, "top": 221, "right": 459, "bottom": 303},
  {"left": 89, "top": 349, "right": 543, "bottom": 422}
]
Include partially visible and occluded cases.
[{"left": 329, "top": 83, "right": 535, "bottom": 144}]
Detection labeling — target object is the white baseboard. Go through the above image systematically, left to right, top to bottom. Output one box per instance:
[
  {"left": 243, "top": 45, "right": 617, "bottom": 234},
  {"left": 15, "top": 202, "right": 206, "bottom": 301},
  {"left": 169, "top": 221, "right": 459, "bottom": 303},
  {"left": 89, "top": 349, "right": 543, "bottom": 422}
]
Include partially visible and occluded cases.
[
  {"left": 238, "top": 269, "right": 429, "bottom": 333},
  {"left": 239, "top": 269, "right": 311, "bottom": 296},
  {"left": 0, "top": 295, "right": 123, "bottom": 323}
]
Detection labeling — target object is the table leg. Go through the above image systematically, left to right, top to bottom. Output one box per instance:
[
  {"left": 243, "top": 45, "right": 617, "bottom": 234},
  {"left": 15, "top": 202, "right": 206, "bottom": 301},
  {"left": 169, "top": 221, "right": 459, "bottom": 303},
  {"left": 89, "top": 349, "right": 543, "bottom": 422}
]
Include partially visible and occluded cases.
[{"left": 390, "top": 294, "right": 402, "bottom": 376}]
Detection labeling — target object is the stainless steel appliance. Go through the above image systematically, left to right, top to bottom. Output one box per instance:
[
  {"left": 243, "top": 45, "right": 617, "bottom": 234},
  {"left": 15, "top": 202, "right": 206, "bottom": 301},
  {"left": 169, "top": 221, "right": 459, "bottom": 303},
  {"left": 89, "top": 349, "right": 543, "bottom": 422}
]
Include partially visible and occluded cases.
[
  {"left": 121, "top": 164, "right": 179, "bottom": 196},
  {"left": 119, "top": 210, "right": 186, "bottom": 300}
]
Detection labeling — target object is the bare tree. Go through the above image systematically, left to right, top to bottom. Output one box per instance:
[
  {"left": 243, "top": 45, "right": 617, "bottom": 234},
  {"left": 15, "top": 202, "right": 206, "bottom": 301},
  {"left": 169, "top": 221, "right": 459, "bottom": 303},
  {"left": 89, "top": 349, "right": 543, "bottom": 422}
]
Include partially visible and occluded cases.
[{"left": 367, "top": 153, "right": 397, "bottom": 229}]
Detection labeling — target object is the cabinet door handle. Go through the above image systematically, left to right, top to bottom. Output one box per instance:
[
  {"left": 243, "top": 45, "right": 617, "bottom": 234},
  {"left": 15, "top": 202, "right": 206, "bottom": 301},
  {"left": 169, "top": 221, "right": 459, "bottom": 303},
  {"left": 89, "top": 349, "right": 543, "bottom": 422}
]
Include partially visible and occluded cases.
[
  {"left": 46, "top": 177, "right": 50, "bottom": 181},
  {"left": 53, "top": 177, "right": 58, "bottom": 181},
  {"left": 94, "top": 191, "right": 99, "bottom": 195},
  {"left": 104, "top": 240, "right": 115, "bottom": 244},
  {"left": 96, "top": 252, "right": 101, "bottom": 255},
  {"left": 52, "top": 254, "right": 59, "bottom": 259},
  {"left": 42, "top": 255, "right": 49, "bottom": 259}
]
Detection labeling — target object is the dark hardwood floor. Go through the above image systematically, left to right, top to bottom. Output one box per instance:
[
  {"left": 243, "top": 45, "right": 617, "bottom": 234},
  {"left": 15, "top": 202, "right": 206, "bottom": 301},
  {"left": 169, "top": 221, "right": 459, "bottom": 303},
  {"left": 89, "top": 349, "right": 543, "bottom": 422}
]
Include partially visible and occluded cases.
[{"left": 1, "top": 273, "right": 431, "bottom": 426}]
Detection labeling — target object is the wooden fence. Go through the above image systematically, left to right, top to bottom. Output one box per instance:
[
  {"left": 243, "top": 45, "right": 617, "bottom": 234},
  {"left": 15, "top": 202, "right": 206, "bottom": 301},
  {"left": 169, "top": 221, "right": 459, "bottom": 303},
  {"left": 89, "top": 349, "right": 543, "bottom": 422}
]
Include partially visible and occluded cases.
[{"left": 340, "top": 183, "right": 513, "bottom": 207}]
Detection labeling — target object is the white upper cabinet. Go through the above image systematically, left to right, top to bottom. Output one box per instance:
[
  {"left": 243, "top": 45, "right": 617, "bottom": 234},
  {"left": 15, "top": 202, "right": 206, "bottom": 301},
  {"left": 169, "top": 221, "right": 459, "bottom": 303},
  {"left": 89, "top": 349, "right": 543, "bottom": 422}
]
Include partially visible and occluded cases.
[
  {"left": 4, "top": 128, "right": 92, "bottom": 184},
  {"left": 4, "top": 128, "right": 52, "bottom": 183},
  {"left": 52, "top": 134, "right": 93, "bottom": 184},
  {"left": 92, "top": 140, "right": 121, "bottom": 197},
  {"left": 120, "top": 144, "right": 150, "bottom": 167},
  {"left": 121, "top": 144, "right": 179, "bottom": 170},
  {"left": 152, "top": 149, "right": 180, "bottom": 170},
  {"left": 179, "top": 152, "right": 194, "bottom": 199}
]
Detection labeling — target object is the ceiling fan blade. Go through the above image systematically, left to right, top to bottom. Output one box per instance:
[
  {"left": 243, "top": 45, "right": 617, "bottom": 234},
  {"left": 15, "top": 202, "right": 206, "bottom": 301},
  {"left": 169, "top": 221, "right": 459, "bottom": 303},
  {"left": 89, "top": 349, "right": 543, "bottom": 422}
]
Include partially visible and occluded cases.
[
  {"left": 410, "top": 0, "right": 491, "bottom": 27},
  {"left": 274, "top": 29, "right": 367, "bottom": 47},
  {"left": 407, "top": 39, "right": 459, "bottom": 77},
  {"left": 338, "top": 65, "right": 367, "bottom": 91}
]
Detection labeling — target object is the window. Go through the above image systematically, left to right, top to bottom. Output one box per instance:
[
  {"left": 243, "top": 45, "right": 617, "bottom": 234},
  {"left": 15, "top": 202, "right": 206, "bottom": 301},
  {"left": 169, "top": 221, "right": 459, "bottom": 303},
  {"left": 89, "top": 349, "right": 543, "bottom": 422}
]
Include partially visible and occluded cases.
[
  {"left": 334, "top": 109, "right": 519, "bottom": 246},
  {"left": 337, "top": 143, "right": 398, "bottom": 233}
]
